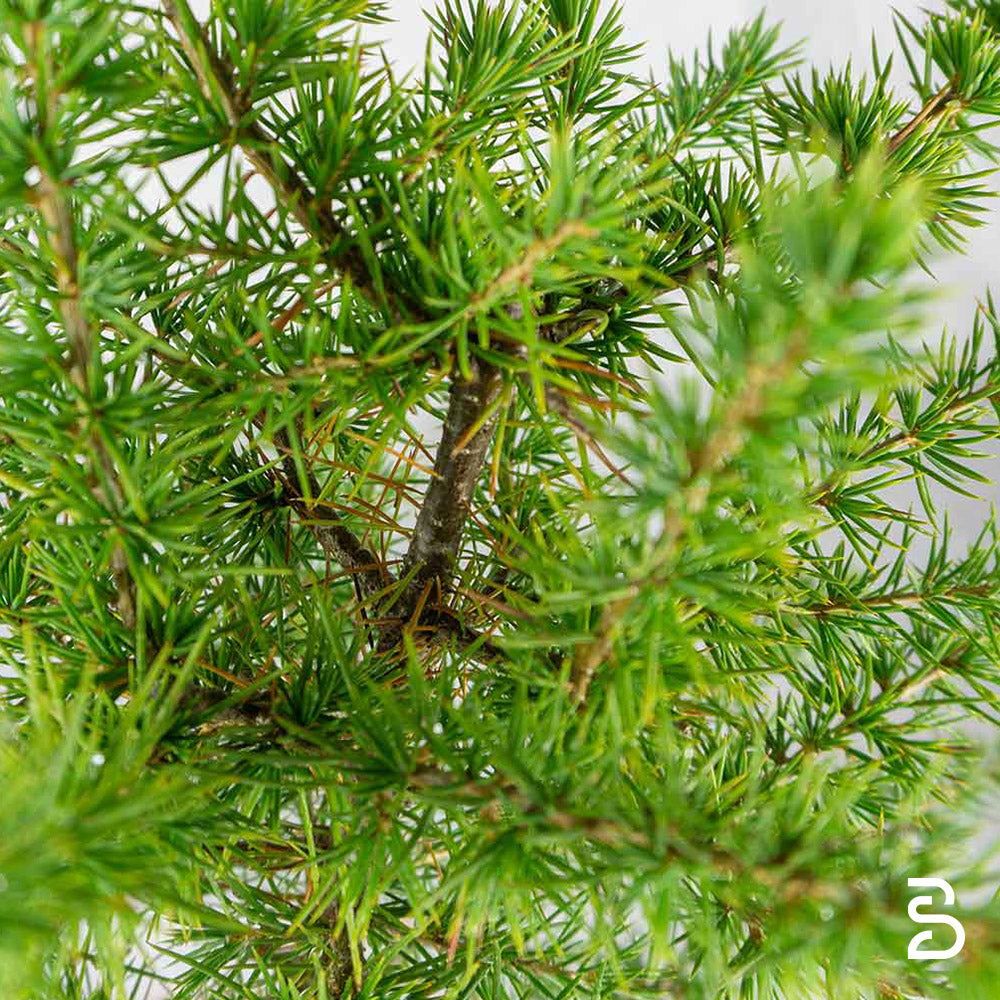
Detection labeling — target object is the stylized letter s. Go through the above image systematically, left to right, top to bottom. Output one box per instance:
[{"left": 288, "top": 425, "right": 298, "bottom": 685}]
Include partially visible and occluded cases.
[{"left": 907, "top": 877, "right": 965, "bottom": 960}]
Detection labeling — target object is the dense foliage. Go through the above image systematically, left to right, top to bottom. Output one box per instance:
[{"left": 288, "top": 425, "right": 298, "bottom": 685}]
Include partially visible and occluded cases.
[{"left": 3, "top": 1, "right": 1000, "bottom": 997}]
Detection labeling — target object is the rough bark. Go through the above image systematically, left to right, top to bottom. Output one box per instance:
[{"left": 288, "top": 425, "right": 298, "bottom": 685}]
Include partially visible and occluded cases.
[{"left": 401, "top": 355, "right": 506, "bottom": 606}]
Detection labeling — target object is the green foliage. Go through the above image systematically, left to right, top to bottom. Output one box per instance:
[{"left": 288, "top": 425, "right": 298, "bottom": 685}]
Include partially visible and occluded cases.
[
  {"left": 3, "top": 1, "right": 1000, "bottom": 998},
  {"left": 657, "top": 12, "right": 800, "bottom": 154},
  {"left": 0, "top": 662, "right": 220, "bottom": 996}
]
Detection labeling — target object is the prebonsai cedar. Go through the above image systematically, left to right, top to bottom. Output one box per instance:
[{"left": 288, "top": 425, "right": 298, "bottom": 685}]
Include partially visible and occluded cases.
[{"left": 3, "top": 2, "right": 1000, "bottom": 998}]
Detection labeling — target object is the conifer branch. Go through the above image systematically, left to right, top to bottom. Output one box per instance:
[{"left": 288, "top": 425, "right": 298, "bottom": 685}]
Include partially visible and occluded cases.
[
  {"left": 160, "top": 0, "right": 416, "bottom": 319},
  {"left": 7, "top": 3, "right": 1000, "bottom": 996},
  {"left": 161, "top": 4, "right": 607, "bottom": 628},
  {"left": 26, "top": 22, "right": 136, "bottom": 631},
  {"left": 887, "top": 81, "right": 959, "bottom": 154},
  {"left": 570, "top": 349, "right": 795, "bottom": 705},
  {"left": 810, "top": 379, "right": 998, "bottom": 508},
  {"left": 542, "top": 384, "right": 636, "bottom": 486},
  {"left": 265, "top": 422, "right": 391, "bottom": 604},
  {"left": 265, "top": 423, "right": 504, "bottom": 661},
  {"left": 796, "top": 581, "right": 996, "bottom": 617},
  {"left": 774, "top": 639, "right": 974, "bottom": 772},
  {"left": 404, "top": 762, "right": 887, "bottom": 902},
  {"left": 407, "top": 928, "right": 686, "bottom": 997}
]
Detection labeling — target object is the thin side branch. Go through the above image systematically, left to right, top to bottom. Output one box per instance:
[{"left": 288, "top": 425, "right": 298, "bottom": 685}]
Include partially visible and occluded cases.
[
  {"left": 161, "top": 0, "right": 418, "bottom": 319},
  {"left": 28, "top": 23, "right": 135, "bottom": 630},
  {"left": 887, "top": 82, "right": 959, "bottom": 154},
  {"left": 809, "top": 380, "right": 996, "bottom": 508},
  {"left": 541, "top": 384, "right": 635, "bottom": 487},
  {"left": 265, "top": 422, "right": 391, "bottom": 604},
  {"left": 797, "top": 582, "right": 995, "bottom": 617}
]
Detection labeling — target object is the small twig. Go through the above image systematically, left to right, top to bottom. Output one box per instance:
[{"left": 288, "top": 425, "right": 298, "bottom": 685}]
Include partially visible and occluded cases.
[
  {"left": 161, "top": 0, "right": 420, "bottom": 320},
  {"left": 887, "top": 82, "right": 958, "bottom": 155},
  {"left": 808, "top": 382, "right": 995, "bottom": 508},
  {"left": 542, "top": 385, "right": 635, "bottom": 487},
  {"left": 255, "top": 418, "right": 392, "bottom": 604},
  {"left": 800, "top": 582, "right": 995, "bottom": 617},
  {"left": 775, "top": 639, "right": 974, "bottom": 773}
]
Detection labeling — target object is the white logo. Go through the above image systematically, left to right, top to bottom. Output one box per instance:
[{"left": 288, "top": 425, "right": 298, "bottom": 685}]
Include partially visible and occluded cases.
[{"left": 907, "top": 877, "right": 965, "bottom": 960}]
